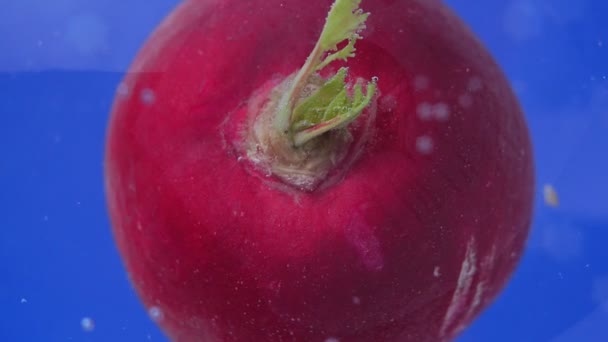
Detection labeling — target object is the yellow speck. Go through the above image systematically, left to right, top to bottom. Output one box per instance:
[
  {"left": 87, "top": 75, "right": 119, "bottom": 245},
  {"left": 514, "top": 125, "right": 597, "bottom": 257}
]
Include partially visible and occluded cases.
[{"left": 543, "top": 184, "right": 559, "bottom": 207}]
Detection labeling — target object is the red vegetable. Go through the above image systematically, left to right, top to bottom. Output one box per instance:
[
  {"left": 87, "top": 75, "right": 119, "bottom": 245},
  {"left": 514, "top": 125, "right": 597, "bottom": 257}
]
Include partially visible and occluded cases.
[{"left": 104, "top": 0, "right": 534, "bottom": 341}]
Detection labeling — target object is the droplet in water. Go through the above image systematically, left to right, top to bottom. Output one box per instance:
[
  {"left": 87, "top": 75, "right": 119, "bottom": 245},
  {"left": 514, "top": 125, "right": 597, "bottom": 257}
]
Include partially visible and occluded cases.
[
  {"left": 468, "top": 77, "right": 483, "bottom": 92},
  {"left": 117, "top": 82, "right": 130, "bottom": 98},
  {"left": 140, "top": 88, "right": 156, "bottom": 105},
  {"left": 416, "top": 102, "right": 433, "bottom": 120},
  {"left": 433, "top": 103, "right": 450, "bottom": 121},
  {"left": 416, "top": 136, "right": 434, "bottom": 155},
  {"left": 543, "top": 184, "right": 559, "bottom": 207},
  {"left": 148, "top": 306, "right": 164, "bottom": 322},
  {"left": 81, "top": 317, "right": 95, "bottom": 332}
]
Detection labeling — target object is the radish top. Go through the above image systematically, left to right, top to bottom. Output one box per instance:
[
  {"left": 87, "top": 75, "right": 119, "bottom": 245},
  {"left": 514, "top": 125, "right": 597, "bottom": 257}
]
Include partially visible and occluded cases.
[
  {"left": 241, "top": 0, "right": 378, "bottom": 191},
  {"left": 275, "top": 0, "right": 377, "bottom": 147}
]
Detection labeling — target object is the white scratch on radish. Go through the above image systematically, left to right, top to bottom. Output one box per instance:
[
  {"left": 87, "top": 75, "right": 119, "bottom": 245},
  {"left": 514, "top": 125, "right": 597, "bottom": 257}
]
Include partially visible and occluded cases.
[
  {"left": 440, "top": 238, "right": 477, "bottom": 336},
  {"left": 469, "top": 282, "right": 485, "bottom": 315}
]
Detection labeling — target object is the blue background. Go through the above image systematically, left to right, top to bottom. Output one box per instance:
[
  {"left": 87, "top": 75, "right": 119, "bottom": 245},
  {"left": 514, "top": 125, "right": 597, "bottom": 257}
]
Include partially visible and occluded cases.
[{"left": 1, "top": 0, "right": 607, "bottom": 341}]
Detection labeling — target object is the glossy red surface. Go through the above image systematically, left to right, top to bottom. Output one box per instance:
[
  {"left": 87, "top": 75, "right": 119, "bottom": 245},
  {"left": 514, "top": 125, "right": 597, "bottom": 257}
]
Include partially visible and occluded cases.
[{"left": 104, "top": 0, "right": 534, "bottom": 340}]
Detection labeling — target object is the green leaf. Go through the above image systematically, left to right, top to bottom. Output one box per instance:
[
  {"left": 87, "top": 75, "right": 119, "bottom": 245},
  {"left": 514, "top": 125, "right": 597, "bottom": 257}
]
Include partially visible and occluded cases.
[
  {"left": 273, "top": 0, "right": 377, "bottom": 146},
  {"left": 319, "top": 0, "right": 369, "bottom": 52},
  {"left": 315, "top": 37, "right": 358, "bottom": 72},
  {"left": 291, "top": 68, "right": 377, "bottom": 147},
  {"left": 291, "top": 68, "right": 348, "bottom": 124}
]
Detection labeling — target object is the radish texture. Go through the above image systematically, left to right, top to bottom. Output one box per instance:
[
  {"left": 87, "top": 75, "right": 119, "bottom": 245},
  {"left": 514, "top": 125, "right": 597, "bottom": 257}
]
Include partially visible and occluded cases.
[{"left": 104, "top": 0, "right": 535, "bottom": 341}]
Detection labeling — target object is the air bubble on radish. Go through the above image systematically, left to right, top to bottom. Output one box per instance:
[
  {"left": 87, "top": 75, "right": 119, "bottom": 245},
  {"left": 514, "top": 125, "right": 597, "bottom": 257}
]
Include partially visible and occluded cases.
[
  {"left": 468, "top": 77, "right": 483, "bottom": 92},
  {"left": 117, "top": 82, "right": 130, "bottom": 98},
  {"left": 140, "top": 88, "right": 156, "bottom": 105},
  {"left": 433, "top": 103, "right": 450, "bottom": 121},
  {"left": 416, "top": 135, "right": 434, "bottom": 154},
  {"left": 149, "top": 306, "right": 164, "bottom": 322},
  {"left": 81, "top": 317, "right": 95, "bottom": 332}
]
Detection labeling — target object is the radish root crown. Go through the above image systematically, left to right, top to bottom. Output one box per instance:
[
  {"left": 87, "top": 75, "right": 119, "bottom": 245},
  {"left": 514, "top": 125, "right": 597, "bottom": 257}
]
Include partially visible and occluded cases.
[{"left": 240, "top": 0, "right": 378, "bottom": 191}]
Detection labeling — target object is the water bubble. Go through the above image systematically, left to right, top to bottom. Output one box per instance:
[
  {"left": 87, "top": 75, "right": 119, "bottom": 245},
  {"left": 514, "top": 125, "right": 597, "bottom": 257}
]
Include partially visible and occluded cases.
[
  {"left": 371, "top": 76, "right": 379, "bottom": 83},
  {"left": 467, "top": 77, "right": 483, "bottom": 92},
  {"left": 117, "top": 83, "right": 129, "bottom": 98},
  {"left": 140, "top": 88, "right": 156, "bottom": 105},
  {"left": 416, "top": 102, "right": 433, "bottom": 120},
  {"left": 433, "top": 103, "right": 450, "bottom": 121},
  {"left": 416, "top": 135, "right": 434, "bottom": 155},
  {"left": 433, "top": 266, "right": 441, "bottom": 278},
  {"left": 352, "top": 296, "right": 361, "bottom": 305},
  {"left": 20, "top": 298, "right": 27, "bottom": 304},
  {"left": 148, "top": 306, "right": 164, "bottom": 322},
  {"left": 81, "top": 317, "right": 95, "bottom": 332},
  {"left": 325, "top": 338, "right": 340, "bottom": 342}
]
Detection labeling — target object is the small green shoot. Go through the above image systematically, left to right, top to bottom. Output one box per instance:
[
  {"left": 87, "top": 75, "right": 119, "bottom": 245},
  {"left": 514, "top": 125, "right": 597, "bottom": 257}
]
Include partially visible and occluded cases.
[{"left": 275, "top": 0, "right": 377, "bottom": 146}]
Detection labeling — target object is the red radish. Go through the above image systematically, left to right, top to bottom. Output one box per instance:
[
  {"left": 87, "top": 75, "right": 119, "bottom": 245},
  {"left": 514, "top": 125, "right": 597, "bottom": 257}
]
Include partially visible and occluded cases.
[{"left": 104, "top": 0, "right": 534, "bottom": 341}]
